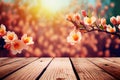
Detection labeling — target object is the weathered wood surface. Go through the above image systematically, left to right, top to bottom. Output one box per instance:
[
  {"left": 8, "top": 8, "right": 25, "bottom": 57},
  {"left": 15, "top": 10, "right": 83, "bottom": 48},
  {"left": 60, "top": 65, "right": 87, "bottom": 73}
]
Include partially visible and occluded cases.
[
  {"left": 0, "top": 57, "right": 8, "bottom": 60},
  {"left": 0, "top": 58, "right": 120, "bottom": 80},
  {"left": 0, "top": 58, "right": 37, "bottom": 79},
  {"left": 0, "top": 58, "right": 24, "bottom": 67},
  {"left": 4, "top": 58, "right": 52, "bottom": 80},
  {"left": 40, "top": 58, "right": 77, "bottom": 80},
  {"left": 71, "top": 58, "right": 115, "bottom": 80},
  {"left": 88, "top": 58, "right": 120, "bottom": 80},
  {"left": 105, "top": 58, "right": 120, "bottom": 64}
]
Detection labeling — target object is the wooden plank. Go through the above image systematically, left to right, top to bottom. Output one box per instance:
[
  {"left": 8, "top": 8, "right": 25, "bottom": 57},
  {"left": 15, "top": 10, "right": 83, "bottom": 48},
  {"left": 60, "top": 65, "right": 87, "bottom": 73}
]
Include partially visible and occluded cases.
[
  {"left": 0, "top": 58, "right": 37, "bottom": 79},
  {"left": 0, "top": 58, "right": 24, "bottom": 67},
  {"left": 0, "top": 58, "right": 8, "bottom": 60},
  {"left": 0, "top": 58, "right": 9, "bottom": 62},
  {"left": 0, "top": 58, "right": 8, "bottom": 64},
  {"left": 4, "top": 58, "right": 52, "bottom": 80},
  {"left": 40, "top": 58, "right": 77, "bottom": 80},
  {"left": 71, "top": 58, "right": 116, "bottom": 80},
  {"left": 88, "top": 58, "right": 120, "bottom": 80},
  {"left": 105, "top": 58, "right": 120, "bottom": 64}
]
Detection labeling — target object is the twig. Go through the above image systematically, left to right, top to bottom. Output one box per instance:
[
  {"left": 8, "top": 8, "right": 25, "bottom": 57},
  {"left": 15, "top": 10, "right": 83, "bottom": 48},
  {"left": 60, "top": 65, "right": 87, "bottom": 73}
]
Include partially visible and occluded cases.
[{"left": 81, "top": 28, "right": 120, "bottom": 38}]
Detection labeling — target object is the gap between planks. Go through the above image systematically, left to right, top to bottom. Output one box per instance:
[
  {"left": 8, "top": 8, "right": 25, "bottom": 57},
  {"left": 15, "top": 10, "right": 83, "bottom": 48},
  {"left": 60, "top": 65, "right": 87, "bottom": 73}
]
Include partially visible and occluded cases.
[
  {"left": 0, "top": 58, "right": 38, "bottom": 79},
  {"left": 0, "top": 58, "right": 120, "bottom": 80},
  {"left": 0, "top": 58, "right": 25, "bottom": 67},
  {"left": 4, "top": 58, "right": 53, "bottom": 80},
  {"left": 39, "top": 58, "right": 77, "bottom": 80},
  {"left": 71, "top": 58, "right": 116, "bottom": 80},
  {"left": 88, "top": 58, "right": 120, "bottom": 80},
  {"left": 104, "top": 58, "right": 120, "bottom": 65}
]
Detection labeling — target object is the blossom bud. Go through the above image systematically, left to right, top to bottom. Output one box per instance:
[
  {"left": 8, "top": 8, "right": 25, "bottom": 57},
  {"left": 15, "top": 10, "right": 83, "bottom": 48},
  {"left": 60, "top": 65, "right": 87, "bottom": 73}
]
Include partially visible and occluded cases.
[
  {"left": 81, "top": 10, "right": 87, "bottom": 17},
  {"left": 110, "top": 16, "right": 117, "bottom": 25},
  {"left": 116, "top": 16, "right": 120, "bottom": 24},
  {"left": 101, "top": 18, "right": 106, "bottom": 25}
]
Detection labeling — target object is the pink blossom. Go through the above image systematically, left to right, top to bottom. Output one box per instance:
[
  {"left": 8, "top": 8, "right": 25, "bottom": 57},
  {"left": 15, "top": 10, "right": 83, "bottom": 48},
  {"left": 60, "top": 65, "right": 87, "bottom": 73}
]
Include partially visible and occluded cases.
[
  {"left": 110, "top": 3, "right": 115, "bottom": 8},
  {"left": 104, "top": 6, "right": 108, "bottom": 11},
  {"left": 81, "top": 10, "right": 87, "bottom": 17},
  {"left": 66, "top": 13, "right": 73, "bottom": 21},
  {"left": 73, "top": 13, "right": 81, "bottom": 23},
  {"left": 84, "top": 16, "right": 96, "bottom": 25},
  {"left": 110, "top": 16, "right": 117, "bottom": 25},
  {"left": 116, "top": 16, "right": 120, "bottom": 24},
  {"left": 101, "top": 18, "right": 106, "bottom": 26},
  {"left": 0, "top": 24, "right": 6, "bottom": 37},
  {"left": 103, "top": 25, "right": 107, "bottom": 30},
  {"left": 106, "top": 25, "right": 116, "bottom": 33},
  {"left": 118, "top": 25, "right": 120, "bottom": 30},
  {"left": 67, "top": 30, "right": 82, "bottom": 45},
  {"left": 3, "top": 31, "right": 18, "bottom": 43},
  {"left": 21, "top": 34, "right": 34, "bottom": 45},
  {"left": 10, "top": 40, "right": 26, "bottom": 55}
]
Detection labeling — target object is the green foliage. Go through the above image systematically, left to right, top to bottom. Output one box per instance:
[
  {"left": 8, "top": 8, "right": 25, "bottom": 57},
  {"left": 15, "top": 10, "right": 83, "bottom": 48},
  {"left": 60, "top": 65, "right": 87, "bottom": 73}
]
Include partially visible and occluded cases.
[
  {"left": 101, "top": 0, "right": 120, "bottom": 24},
  {"left": 111, "top": 0, "right": 120, "bottom": 16},
  {"left": 99, "top": 25, "right": 104, "bottom": 30}
]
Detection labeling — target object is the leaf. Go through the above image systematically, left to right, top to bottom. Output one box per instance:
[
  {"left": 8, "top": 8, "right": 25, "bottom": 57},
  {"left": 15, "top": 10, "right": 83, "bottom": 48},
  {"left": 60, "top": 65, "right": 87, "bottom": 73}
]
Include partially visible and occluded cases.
[
  {"left": 87, "top": 10, "right": 92, "bottom": 18},
  {"left": 79, "top": 25, "right": 84, "bottom": 28},
  {"left": 99, "top": 25, "right": 104, "bottom": 30}
]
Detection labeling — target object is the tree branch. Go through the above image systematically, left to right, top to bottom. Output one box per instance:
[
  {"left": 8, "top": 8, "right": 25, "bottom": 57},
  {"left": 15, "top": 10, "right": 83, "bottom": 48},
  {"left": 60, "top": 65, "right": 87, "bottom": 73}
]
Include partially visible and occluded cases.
[{"left": 79, "top": 28, "right": 120, "bottom": 38}]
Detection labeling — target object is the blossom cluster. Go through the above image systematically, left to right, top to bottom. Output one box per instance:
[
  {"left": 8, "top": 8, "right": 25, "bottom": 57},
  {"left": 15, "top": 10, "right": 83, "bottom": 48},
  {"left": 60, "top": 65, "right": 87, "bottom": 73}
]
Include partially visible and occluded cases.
[
  {"left": 0, "top": 1, "right": 119, "bottom": 57},
  {"left": 66, "top": 10, "right": 120, "bottom": 45},
  {"left": 0, "top": 24, "right": 34, "bottom": 55}
]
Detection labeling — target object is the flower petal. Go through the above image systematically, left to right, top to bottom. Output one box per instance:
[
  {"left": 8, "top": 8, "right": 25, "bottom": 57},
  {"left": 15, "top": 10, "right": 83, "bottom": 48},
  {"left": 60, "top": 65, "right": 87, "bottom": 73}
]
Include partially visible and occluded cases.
[{"left": 67, "top": 30, "right": 82, "bottom": 45}]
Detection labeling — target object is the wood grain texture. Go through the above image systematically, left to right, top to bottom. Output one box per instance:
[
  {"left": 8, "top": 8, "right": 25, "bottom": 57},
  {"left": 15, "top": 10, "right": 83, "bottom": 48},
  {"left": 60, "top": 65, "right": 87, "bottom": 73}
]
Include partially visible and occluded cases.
[
  {"left": 0, "top": 58, "right": 37, "bottom": 79},
  {"left": 0, "top": 58, "right": 24, "bottom": 67},
  {"left": 0, "top": 58, "right": 8, "bottom": 60},
  {"left": 0, "top": 58, "right": 120, "bottom": 80},
  {"left": 0, "top": 58, "right": 8, "bottom": 64},
  {"left": 4, "top": 58, "right": 52, "bottom": 80},
  {"left": 40, "top": 58, "right": 77, "bottom": 80},
  {"left": 71, "top": 58, "right": 116, "bottom": 80},
  {"left": 88, "top": 58, "right": 120, "bottom": 80},
  {"left": 105, "top": 58, "right": 120, "bottom": 64}
]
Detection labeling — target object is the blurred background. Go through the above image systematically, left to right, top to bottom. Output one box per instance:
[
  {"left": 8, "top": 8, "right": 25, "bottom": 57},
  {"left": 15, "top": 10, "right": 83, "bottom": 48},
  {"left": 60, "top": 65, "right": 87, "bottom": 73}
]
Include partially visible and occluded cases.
[{"left": 0, "top": 0, "right": 120, "bottom": 57}]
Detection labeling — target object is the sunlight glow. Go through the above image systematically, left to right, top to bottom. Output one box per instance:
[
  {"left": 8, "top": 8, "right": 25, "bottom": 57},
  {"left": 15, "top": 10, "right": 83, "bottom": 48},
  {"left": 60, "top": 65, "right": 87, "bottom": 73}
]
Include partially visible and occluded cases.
[{"left": 41, "top": 0, "right": 70, "bottom": 13}]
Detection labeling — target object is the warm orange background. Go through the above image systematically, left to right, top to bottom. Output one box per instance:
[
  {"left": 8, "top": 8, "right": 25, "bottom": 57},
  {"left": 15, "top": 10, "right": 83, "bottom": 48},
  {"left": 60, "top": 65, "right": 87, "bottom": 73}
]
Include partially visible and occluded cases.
[{"left": 0, "top": 0, "right": 120, "bottom": 57}]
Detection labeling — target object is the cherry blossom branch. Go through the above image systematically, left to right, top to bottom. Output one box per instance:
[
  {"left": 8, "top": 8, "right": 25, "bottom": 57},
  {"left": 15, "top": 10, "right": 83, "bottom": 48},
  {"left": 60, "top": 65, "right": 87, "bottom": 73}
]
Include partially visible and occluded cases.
[
  {"left": 66, "top": 10, "right": 120, "bottom": 44},
  {"left": 0, "top": 24, "right": 34, "bottom": 55},
  {"left": 82, "top": 28, "right": 120, "bottom": 38}
]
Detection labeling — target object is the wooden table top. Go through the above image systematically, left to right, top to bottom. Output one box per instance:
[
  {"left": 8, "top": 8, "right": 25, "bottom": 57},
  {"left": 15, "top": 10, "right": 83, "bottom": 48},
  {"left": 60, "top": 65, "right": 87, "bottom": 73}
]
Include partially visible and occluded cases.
[{"left": 0, "top": 58, "right": 120, "bottom": 80}]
